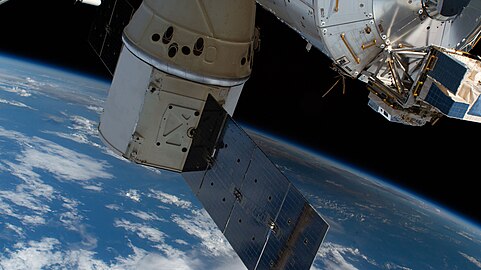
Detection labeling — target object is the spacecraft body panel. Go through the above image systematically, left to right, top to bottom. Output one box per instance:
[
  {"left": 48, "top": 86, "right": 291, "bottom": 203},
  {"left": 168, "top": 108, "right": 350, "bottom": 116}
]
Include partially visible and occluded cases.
[
  {"left": 99, "top": 46, "right": 230, "bottom": 171},
  {"left": 99, "top": 47, "right": 152, "bottom": 155}
]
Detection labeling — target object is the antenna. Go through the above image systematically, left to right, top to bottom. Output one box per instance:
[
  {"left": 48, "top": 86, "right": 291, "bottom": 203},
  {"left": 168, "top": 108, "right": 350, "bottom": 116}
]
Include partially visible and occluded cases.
[{"left": 322, "top": 75, "right": 347, "bottom": 98}]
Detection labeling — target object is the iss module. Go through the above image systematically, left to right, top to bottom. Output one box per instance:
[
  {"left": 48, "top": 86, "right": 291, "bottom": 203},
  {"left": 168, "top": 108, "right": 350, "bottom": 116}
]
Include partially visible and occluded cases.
[
  {"left": 88, "top": 0, "right": 481, "bottom": 269},
  {"left": 258, "top": 0, "right": 481, "bottom": 125}
]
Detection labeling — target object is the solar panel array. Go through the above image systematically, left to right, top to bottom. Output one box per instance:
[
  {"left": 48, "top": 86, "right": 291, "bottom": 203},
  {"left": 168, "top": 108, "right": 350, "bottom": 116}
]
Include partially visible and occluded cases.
[
  {"left": 428, "top": 51, "right": 467, "bottom": 95},
  {"left": 424, "top": 84, "right": 469, "bottom": 119},
  {"left": 183, "top": 95, "right": 328, "bottom": 270}
]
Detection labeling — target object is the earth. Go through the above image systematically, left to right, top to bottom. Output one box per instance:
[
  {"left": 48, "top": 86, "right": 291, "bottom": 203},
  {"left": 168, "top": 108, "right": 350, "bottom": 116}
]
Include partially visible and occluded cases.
[{"left": 0, "top": 54, "right": 480, "bottom": 270}]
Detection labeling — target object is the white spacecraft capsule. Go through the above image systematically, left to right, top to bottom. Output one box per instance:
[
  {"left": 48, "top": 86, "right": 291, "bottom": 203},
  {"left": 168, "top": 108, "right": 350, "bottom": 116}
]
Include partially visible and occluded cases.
[{"left": 99, "top": 0, "right": 256, "bottom": 171}]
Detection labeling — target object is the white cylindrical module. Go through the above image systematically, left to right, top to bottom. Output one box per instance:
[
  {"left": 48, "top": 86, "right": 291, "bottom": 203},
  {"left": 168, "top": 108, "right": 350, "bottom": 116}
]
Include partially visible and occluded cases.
[
  {"left": 79, "top": 0, "right": 101, "bottom": 6},
  {"left": 99, "top": 0, "right": 257, "bottom": 172}
]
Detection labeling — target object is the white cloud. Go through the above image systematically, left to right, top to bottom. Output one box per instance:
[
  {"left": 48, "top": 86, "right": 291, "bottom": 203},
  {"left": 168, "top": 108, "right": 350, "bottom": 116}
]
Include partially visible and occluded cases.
[
  {"left": 1, "top": 85, "right": 31, "bottom": 97},
  {"left": 0, "top": 98, "right": 33, "bottom": 109},
  {"left": 87, "top": 105, "right": 103, "bottom": 113},
  {"left": 43, "top": 114, "right": 102, "bottom": 149},
  {"left": 58, "top": 114, "right": 101, "bottom": 147},
  {"left": 69, "top": 115, "right": 98, "bottom": 136},
  {"left": 0, "top": 126, "right": 113, "bottom": 182},
  {"left": 0, "top": 126, "right": 108, "bottom": 233},
  {"left": 0, "top": 127, "right": 29, "bottom": 142},
  {"left": 43, "top": 131, "right": 102, "bottom": 148},
  {"left": 20, "top": 139, "right": 112, "bottom": 181},
  {"left": 2, "top": 160, "right": 55, "bottom": 201},
  {"left": 0, "top": 161, "right": 53, "bottom": 226},
  {"left": 0, "top": 162, "right": 7, "bottom": 171},
  {"left": 140, "top": 165, "right": 163, "bottom": 175},
  {"left": 82, "top": 185, "right": 103, "bottom": 192},
  {"left": 125, "top": 189, "right": 141, "bottom": 202},
  {"left": 149, "top": 189, "right": 192, "bottom": 209},
  {"left": 0, "top": 190, "right": 50, "bottom": 213},
  {"left": 117, "top": 192, "right": 244, "bottom": 267},
  {"left": 59, "top": 197, "right": 84, "bottom": 231},
  {"left": 105, "top": 204, "right": 121, "bottom": 211},
  {"left": 172, "top": 209, "right": 235, "bottom": 258},
  {"left": 127, "top": 210, "right": 165, "bottom": 222},
  {"left": 21, "top": 215, "right": 46, "bottom": 226},
  {"left": 112, "top": 218, "right": 212, "bottom": 268},
  {"left": 113, "top": 219, "right": 190, "bottom": 259},
  {"left": 114, "top": 219, "right": 165, "bottom": 244},
  {"left": 5, "top": 223, "right": 24, "bottom": 237},
  {"left": 0, "top": 238, "right": 202, "bottom": 270},
  {"left": 0, "top": 238, "right": 106, "bottom": 270},
  {"left": 0, "top": 238, "right": 65, "bottom": 270},
  {"left": 174, "top": 239, "right": 189, "bottom": 245},
  {"left": 316, "top": 242, "right": 378, "bottom": 270},
  {"left": 111, "top": 243, "right": 200, "bottom": 270},
  {"left": 153, "top": 243, "right": 187, "bottom": 258},
  {"left": 460, "top": 252, "right": 481, "bottom": 269},
  {"left": 210, "top": 258, "right": 246, "bottom": 270},
  {"left": 383, "top": 263, "right": 413, "bottom": 270}
]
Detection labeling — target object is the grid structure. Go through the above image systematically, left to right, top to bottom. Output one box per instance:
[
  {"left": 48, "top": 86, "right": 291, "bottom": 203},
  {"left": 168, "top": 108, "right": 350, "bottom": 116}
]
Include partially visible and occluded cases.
[
  {"left": 428, "top": 52, "right": 467, "bottom": 95},
  {"left": 424, "top": 84, "right": 469, "bottom": 119},
  {"left": 183, "top": 95, "right": 329, "bottom": 270}
]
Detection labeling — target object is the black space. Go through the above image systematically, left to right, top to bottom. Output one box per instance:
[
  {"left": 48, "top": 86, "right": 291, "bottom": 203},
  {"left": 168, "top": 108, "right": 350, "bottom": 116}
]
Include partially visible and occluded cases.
[{"left": 1, "top": 1, "right": 480, "bottom": 225}]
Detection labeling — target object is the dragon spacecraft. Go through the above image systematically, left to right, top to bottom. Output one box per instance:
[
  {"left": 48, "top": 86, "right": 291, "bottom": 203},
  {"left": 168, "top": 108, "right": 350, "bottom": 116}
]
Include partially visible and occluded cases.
[{"left": 11, "top": 0, "right": 477, "bottom": 269}]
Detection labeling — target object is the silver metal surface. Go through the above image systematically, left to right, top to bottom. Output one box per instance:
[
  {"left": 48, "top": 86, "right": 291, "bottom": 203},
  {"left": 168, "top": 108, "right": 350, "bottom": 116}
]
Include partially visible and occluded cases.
[
  {"left": 372, "top": 0, "right": 481, "bottom": 50},
  {"left": 373, "top": 0, "right": 444, "bottom": 47},
  {"left": 422, "top": 0, "right": 472, "bottom": 22},
  {"left": 446, "top": 1, "right": 481, "bottom": 50}
]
